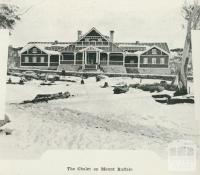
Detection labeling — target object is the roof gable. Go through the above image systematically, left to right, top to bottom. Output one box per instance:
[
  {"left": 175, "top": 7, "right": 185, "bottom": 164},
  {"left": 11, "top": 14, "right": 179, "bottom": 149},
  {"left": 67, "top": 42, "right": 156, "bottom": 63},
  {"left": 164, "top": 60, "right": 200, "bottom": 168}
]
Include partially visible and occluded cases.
[
  {"left": 78, "top": 27, "right": 109, "bottom": 42},
  {"left": 86, "top": 29, "right": 102, "bottom": 37},
  {"left": 116, "top": 42, "right": 170, "bottom": 53},
  {"left": 20, "top": 44, "right": 60, "bottom": 55},
  {"left": 140, "top": 45, "right": 170, "bottom": 56},
  {"left": 29, "top": 46, "right": 46, "bottom": 54}
]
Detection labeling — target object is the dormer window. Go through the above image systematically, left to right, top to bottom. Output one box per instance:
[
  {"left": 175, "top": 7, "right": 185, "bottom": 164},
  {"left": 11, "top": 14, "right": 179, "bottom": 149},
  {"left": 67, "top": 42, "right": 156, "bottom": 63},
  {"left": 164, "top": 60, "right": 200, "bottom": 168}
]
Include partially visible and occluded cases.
[{"left": 152, "top": 49, "right": 157, "bottom": 55}]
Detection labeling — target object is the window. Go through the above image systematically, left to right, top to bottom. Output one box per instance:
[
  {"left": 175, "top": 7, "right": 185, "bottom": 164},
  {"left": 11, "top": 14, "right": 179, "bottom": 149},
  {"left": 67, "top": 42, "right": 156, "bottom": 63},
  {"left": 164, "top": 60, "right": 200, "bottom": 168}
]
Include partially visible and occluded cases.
[
  {"left": 32, "top": 48, "right": 37, "bottom": 53},
  {"left": 152, "top": 49, "right": 157, "bottom": 55},
  {"left": 25, "top": 56, "right": 29, "bottom": 63},
  {"left": 33, "top": 56, "right": 37, "bottom": 63},
  {"left": 40, "top": 56, "right": 45, "bottom": 63},
  {"left": 143, "top": 58, "right": 148, "bottom": 64},
  {"left": 152, "top": 58, "right": 157, "bottom": 64},
  {"left": 160, "top": 58, "right": 165, "bottom": 64}
]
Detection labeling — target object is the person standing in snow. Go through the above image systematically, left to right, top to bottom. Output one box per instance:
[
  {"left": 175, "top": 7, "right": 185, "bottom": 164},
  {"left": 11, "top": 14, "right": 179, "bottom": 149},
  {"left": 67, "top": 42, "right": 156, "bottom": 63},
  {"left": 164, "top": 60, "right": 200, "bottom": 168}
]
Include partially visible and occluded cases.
[
  {"left": 61, "top": 69, "right": 66, "bottom": 79},
  {"left": 81, "top": 79, "right": 84, "bottom": 84}
]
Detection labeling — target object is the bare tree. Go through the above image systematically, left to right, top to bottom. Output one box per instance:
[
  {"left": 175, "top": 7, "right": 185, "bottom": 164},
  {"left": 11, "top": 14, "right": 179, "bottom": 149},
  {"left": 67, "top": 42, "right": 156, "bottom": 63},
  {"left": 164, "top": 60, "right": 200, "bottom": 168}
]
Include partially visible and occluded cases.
[{"left": 175, "top": 1, "right": 200, "bottom": 96}]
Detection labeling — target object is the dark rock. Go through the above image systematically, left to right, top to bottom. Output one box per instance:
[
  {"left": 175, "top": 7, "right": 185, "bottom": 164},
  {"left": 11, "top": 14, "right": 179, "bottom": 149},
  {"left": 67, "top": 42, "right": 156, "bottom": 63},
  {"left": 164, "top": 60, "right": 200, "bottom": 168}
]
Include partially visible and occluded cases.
[
  {"left": 101, "top": 82, "right": 109, "bottom": 88},
  {"left": 113, "top": 85, "right": 129, "bottom": 94},
  {"left": 21, "top": 92, "right": 70, "bottom": 104},
  {"left": 152, "top": 94, "right": 171, "bottom": 99},
  {"left": 168, "top": 97, "right": 194, "bottom": 104}
]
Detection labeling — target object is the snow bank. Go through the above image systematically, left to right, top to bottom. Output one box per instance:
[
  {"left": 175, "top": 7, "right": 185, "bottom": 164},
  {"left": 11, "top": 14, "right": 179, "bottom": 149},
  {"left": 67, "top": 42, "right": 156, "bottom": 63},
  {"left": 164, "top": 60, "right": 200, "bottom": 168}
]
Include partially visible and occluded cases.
[{"left": 1, "top": 76, "right": 197, "bottom": 159}]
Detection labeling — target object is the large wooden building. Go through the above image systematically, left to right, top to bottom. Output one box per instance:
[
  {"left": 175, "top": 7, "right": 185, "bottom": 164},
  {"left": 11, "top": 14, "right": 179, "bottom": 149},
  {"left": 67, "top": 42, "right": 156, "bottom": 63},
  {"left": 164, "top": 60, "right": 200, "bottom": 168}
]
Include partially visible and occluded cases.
[{"left": 20, "top": 27, "right": 171, "bottom": 74}]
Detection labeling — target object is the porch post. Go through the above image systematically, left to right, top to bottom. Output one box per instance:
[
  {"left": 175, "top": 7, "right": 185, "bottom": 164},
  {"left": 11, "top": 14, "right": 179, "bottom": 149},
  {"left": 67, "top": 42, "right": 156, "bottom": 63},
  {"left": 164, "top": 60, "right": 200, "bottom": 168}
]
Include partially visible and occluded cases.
[
  {"left": 85, "top": 51, "right": 87, "bottom": 65},
  {"left": 74, "top": 52, "right": 76, "bottom": 65},
  {"left": 82, "top": 52, "right": 84, "bottom": 65},
  {"left": 96, "top": 52, "right": 98, "bottom": 64},
  {"left": 98, "top": 52, "right": 101, "bottom": 64},
  {"left": 107, "top": 52, "right": 110, "bottom": 65},
  {"left": 123, "top": 53, "right": 125, "bottom": 66},
  {"left": 19, "top": 54, "right": 22, "bottom": 67},
  {"left": 48, "top": 54, "right": 50, "bottom": 67},
  {"left": 59, "top": 54, "right": 61, "bottom": 65},
  {"left": 138, "top": 55, "right": 140, "bottom": 68}
]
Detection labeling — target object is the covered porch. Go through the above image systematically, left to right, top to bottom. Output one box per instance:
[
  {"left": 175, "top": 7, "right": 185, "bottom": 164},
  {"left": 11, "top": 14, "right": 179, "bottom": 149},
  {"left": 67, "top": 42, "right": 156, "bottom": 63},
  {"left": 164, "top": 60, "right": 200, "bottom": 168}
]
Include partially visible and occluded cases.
[
  {"left": 60, "top": 46, "right": 140, "bottom": 68},
  {"left": 124, "top": 54, "right": 139, "bottom": 68}
]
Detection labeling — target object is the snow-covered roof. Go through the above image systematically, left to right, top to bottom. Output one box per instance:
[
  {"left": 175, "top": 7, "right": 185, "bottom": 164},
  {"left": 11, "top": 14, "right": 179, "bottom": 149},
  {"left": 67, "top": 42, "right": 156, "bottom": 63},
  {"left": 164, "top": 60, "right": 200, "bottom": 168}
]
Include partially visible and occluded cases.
[
  {"left": 116, "top": 42, "right": 170, "bottom": 53},
  {"left": 20, "top": 43, "right": 70, "bottom": 55},
  {"left": 118, "top": 44, "right": 147, "bottom": 48},
  {"left": 79, "top": 46, "right": 104, "bottom": 52},
  {"left": 128, "top": 51, "right": 144, "bottom": 55}
]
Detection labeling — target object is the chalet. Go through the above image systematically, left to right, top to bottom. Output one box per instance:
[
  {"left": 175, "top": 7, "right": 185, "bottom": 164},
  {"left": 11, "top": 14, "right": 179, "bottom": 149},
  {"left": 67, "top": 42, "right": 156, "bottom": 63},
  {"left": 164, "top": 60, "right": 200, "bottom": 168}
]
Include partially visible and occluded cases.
[{"left": 20, "top": 27, "right": 171, "bottom": 74}]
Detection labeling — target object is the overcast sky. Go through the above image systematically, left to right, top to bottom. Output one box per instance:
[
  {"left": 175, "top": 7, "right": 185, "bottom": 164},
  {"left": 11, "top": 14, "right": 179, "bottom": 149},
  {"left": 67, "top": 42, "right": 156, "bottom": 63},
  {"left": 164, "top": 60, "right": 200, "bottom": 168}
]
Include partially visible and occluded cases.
[{"left": 2, "top": 0, "right": 194, "bottom": 48}]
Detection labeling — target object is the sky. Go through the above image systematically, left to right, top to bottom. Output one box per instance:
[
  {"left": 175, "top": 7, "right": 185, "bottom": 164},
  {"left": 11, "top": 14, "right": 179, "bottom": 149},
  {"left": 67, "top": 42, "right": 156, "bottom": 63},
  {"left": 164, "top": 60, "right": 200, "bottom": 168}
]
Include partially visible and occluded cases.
[{"left": 1, "top": 0, "right": 195, "bottom": 49}]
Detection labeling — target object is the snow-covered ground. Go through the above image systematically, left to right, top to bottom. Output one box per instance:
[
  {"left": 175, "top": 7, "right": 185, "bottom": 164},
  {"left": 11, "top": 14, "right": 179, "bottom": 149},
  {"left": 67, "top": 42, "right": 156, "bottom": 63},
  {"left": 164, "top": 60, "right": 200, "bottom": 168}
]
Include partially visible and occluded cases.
[{"left": 0, "top": 76, "right": 198, "bottom": 159}]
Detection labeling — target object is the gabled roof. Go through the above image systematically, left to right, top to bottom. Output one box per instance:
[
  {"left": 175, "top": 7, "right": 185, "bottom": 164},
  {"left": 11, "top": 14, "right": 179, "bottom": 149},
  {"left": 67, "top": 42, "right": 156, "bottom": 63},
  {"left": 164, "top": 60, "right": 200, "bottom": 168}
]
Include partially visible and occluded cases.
[
  {"left": 78, "top": 27, "right": 109, "bottom": 42},
  {"left": 116, "top": 42, "right": 170, "bottom": 53},
  {"left": 20, "top": 44, "right": 62, "bottom": 55},
  {"left": 134, "top": 45, "right": 170, "bottom": 56}
]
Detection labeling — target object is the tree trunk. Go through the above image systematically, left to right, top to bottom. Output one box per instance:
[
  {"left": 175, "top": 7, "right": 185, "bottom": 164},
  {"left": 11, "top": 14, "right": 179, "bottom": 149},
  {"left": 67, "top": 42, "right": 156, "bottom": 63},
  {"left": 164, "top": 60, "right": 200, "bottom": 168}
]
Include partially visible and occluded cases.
[
  {"left": 175, "top": 5, "right": 200, "bottom": 96},
  {"left": 175, "top": 17, "right": 192, "bottom": 96}
]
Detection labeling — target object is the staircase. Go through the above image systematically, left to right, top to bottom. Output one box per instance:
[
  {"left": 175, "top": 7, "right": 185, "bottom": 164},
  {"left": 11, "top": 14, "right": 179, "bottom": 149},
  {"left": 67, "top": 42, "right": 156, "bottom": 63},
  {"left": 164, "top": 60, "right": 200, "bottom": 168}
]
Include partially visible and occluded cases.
[
  {"left": 57, "top": 64, "right": 81, "bottom": 72},
  {"left": 83, "top": 64, "right": 98, "bottom": 72},
  {"left": 101, "top": 66, "right": 127, "bottom": 74}
]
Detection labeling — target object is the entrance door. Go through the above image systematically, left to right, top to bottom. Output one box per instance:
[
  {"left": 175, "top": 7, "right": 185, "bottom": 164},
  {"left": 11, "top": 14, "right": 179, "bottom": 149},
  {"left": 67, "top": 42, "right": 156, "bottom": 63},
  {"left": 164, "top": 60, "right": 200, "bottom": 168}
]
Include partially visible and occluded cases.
[{"left": 87, "top": 52, "right": 96, "bottom": 64}]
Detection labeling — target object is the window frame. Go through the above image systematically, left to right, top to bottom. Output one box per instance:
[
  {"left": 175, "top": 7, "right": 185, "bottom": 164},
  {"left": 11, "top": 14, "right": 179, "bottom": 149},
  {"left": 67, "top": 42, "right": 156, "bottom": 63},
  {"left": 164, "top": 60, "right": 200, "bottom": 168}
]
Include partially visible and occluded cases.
[
  {"left": 32, "top": 48, "right": 38, "bottom": 54},
  {"left": 152, "top": 48, "right": 157, "bottom": 55},
  {"left": 24, "top": 56, "right": 29, "bottom": 63},
  {"left": 32, "top": 56, "right": 37, "bottom": 63},
  {"left": 40, "top": 56, "right": 45, "bottom": 63},
  {"left": 143, "top": 57, "right": 148, "bottom": 64},
  {"left": 152, "top": 57, "right": 157, "bottom": 64},
  {"left": 160, "top": 57, "right": 165, "bottom": 64}
]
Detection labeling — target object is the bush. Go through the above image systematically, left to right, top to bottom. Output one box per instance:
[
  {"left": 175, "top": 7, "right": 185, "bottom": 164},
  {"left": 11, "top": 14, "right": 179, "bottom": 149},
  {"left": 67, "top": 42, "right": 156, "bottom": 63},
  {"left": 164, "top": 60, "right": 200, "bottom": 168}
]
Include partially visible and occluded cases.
[
  {"left": 129, "top": 81, "right": 178, "bottom": 93},
  {"left": 129, "top": 83, "right": 140, "bottom": 88},
  {"left": 138, "top": 84, "right": 164, "bottom": 92}
]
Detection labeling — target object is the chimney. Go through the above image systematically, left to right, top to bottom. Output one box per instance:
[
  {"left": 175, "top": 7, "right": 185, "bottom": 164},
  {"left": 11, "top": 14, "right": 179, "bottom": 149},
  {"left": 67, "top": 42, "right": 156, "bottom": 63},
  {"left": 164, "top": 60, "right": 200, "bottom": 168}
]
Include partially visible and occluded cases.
[
  {"left": 78, "top": 30, "right": 82, "bottom": 40},
  {"left": 110, "top": 30, "right": 114, "bottom": 42},
  {"left": 53, "top": 40, "right": 58, "bottom": 45},
  {"left": 136, "top": 41, "right": 140, "bottom": 44}
]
